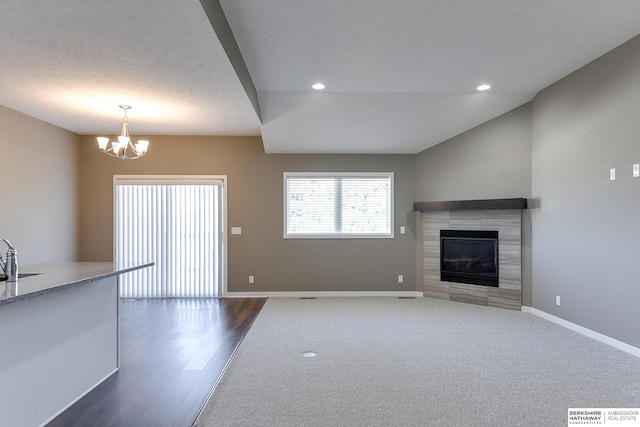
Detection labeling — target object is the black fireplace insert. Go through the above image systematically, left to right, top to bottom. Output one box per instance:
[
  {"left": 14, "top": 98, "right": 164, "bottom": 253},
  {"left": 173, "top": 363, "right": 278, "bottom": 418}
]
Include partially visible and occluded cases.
[{"left": 440, "top": 230, "right": 498, "bottom": 287}]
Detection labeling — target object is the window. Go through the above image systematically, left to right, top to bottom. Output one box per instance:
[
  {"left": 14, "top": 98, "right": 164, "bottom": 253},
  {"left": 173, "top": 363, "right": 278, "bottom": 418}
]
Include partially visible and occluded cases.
[
  {"left": 284, "top": 172, "right": 393, "bottom": 238},
  {"left": 114, "top": 176, "right": 225, "bottom": 298}
]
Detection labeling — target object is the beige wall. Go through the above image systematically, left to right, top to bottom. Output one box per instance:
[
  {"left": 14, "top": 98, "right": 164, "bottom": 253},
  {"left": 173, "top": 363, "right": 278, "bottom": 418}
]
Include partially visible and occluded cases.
[
  {"left": 2, "top": 25, "right": 638, "bottom": 351},
  {"left": 0, "top": 106, "right": 78, "bottom": 264},
  {"left": 77, "top": 136, "right": 417, "bottom": 293}
]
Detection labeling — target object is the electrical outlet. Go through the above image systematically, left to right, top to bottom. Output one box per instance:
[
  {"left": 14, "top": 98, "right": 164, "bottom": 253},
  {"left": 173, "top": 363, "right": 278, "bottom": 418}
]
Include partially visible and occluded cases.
[
  {"left": 610, "top": 168, "right": 616, "bottom": 181},
  {"left": 400, "top": 226, "right": 406, "bottom": 234},
  {"left": 248, "top": 275, "right": 254, "bottom": 284},
  {"left": 398, "top": 275, "right": 404, "bottom": 283},
  {"left": 555, "top": 295, "right": 560, "bottom": 306}
]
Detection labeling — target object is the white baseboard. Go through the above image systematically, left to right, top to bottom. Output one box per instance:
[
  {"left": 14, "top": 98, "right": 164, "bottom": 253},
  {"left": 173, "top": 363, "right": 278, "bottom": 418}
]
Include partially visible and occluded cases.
[
  {"left": 225, "top": 291, "right": 424, "bottom": 298},
  {"left": 522, "top": 306, "right": 640, "bottom": 359}
]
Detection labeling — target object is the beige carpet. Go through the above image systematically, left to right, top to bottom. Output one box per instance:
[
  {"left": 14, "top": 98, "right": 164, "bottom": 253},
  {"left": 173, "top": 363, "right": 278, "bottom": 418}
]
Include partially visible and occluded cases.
[{"left": 195, "top": 297, "right": 640, "bottom": 426}]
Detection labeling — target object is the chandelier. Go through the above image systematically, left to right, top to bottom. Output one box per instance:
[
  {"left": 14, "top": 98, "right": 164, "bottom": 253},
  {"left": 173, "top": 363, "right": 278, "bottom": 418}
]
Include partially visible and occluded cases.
[{"left": 97, "top": 105, "right": 149, "bottom": 160}]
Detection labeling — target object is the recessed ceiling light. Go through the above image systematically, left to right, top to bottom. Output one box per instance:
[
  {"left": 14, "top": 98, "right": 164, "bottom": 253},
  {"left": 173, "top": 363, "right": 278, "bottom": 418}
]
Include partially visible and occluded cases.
[
  {"left": 312, "top": 83, "right": 325, "bottom": 90},
  {"left": 477, "top": 84, "right": 491, "bottom": 91},
  {"left": 302, "top": 352, "right": 317, "bottom": 357}
]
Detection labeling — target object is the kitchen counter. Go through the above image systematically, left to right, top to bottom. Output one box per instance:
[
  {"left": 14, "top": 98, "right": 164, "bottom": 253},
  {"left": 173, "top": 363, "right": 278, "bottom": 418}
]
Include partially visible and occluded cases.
[
  {"left": 0, "top": 261, "right": 153, "bottom": 427},
  {"left": 0, "top": 262, "right": 154, "bottom": 306}
]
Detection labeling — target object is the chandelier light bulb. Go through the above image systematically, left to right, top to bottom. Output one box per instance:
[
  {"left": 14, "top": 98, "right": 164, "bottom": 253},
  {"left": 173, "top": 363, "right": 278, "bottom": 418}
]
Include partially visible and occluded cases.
[
  {"left": 97, "top": 137, "right": 109, "bottom": 150},
  {"left": 136, "top": 140, "right": 150, "bottom": 154}
]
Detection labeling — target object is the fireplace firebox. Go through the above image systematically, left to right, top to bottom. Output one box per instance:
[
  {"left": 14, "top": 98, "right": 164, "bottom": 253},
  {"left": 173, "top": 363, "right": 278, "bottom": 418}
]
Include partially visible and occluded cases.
[{"left": 440, "top": 230, "right": 498, "bottom": 287}]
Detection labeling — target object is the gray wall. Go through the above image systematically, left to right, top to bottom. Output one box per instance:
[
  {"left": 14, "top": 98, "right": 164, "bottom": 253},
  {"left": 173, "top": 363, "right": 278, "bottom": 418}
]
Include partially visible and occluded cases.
[
  {"left": 414, "top": 33, "right": 640, "bottom": 349},
  {"left": 531, "top": 35, "right": 640, "bottom": 347},
  {"left": 415, "top": 104, "right": 533, "bottom": 305},
  {"left": 0, "top": 106, "right": 78, "bottom": 264},
  {"left": 77, "top": 136, "right": 417, "bottom": 293}
]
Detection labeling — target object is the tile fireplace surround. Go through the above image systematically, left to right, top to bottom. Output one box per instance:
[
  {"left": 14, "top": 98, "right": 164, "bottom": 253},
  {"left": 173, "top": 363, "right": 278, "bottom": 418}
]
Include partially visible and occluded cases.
[{"left": 414, "top": 199, "right": 527, "bottom": 311}]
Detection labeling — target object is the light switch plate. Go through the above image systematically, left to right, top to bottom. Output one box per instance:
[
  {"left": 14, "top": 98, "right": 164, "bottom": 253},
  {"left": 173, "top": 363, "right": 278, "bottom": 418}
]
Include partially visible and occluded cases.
[
  {"left": 633, "top": 164, "right": 639, "bottom": 178},
  {"left": 610, "top": 168, "right": 616, "bottom": 181},
  {"left": 231, "top": 227, "right": 242, "bottom": 235}
]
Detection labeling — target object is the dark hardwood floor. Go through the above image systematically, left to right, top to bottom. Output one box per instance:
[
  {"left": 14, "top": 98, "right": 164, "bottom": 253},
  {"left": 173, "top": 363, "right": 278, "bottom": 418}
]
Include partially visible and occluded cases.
[{"left": 47, "top": 297, "right": 266, "bottom": 427}]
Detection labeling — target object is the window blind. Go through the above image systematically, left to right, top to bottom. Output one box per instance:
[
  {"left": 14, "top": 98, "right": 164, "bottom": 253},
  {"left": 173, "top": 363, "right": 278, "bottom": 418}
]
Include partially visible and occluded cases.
[
  {"left": 284, "top": 173, "right": 393, "bottom": 238},
  {"left": 115, "top": 183, "right": 219, "bottom": 298}
]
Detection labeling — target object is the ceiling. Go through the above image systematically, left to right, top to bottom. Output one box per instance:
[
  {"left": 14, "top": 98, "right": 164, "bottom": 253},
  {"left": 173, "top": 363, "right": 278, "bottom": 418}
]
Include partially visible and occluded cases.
[{"left": 1, "top": 1, "right": 640, "bottom": 154}]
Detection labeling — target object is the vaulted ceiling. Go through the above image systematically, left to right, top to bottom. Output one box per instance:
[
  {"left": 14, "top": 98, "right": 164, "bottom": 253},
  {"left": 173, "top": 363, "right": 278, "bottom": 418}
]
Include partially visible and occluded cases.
[{"left": 1, "top": 1, "right": 639, "bottom": 153}]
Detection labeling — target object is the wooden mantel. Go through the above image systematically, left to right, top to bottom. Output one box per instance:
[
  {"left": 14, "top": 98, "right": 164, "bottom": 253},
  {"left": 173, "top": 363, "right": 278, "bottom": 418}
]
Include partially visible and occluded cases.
[{"left": 413, "top": 198, "right": 528, "bottom": 212}]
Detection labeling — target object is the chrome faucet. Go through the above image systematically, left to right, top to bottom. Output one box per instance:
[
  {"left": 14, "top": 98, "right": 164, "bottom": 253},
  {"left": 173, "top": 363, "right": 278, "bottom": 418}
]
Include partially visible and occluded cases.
[{"left": 0, "top": 239, "right": 18, "bottom": 282}]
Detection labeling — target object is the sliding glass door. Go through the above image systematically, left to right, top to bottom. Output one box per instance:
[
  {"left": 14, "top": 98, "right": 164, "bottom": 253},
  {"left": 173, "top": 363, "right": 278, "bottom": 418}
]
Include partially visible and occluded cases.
[{"left": 114, "top": 176, "right": 225, "bottom": 298}]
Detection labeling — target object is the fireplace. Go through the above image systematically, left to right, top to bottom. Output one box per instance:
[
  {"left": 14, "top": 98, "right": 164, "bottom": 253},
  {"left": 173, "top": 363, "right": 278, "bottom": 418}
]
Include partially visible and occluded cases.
[
  {"left": 415, "top": 200, "right": 524, "bottom": 309},
  {"left": 440, "top": 230, "right": 499, "bottom": 287}
]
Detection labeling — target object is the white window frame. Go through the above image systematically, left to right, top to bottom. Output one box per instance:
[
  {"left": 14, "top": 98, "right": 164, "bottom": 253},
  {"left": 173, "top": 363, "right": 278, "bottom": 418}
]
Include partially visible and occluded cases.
[{"left": 283, "top": 172, "right": 394, "bottom": 239}]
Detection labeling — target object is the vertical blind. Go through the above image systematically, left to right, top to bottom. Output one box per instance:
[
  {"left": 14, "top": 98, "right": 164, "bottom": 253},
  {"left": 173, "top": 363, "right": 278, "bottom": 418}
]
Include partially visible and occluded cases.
[
  {"left": 284, "top": 173, "right": 393, "bottom": 238},
  {"left": 115, "top": 183, "right": 219, "bottom": 298}
]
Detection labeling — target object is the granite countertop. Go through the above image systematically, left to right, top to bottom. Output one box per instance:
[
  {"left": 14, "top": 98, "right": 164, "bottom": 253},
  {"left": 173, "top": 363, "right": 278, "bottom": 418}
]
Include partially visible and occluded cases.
[{"left": 0, "top": 262, "right": 153, "bottom": 306}]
